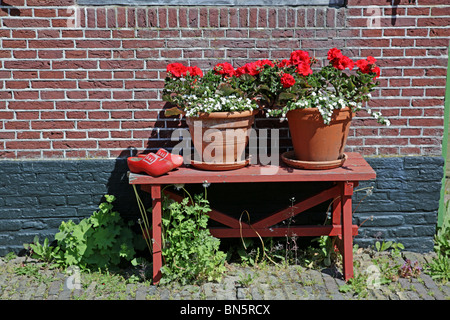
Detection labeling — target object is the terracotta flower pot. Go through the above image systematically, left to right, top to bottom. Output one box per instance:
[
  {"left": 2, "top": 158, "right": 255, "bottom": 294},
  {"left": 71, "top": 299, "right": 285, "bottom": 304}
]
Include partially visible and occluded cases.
[
  {"left": 286, "top": 107, "right": 354, "bottom": 163},
  {"left": 186, "top": 110, "right": 258, "bottom": 170}
]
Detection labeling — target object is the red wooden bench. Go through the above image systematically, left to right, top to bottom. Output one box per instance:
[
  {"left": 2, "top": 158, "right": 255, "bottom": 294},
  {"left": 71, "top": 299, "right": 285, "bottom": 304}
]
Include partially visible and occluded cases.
[{"left": 128, "top": 152, "right": 376, "bottom": 284}]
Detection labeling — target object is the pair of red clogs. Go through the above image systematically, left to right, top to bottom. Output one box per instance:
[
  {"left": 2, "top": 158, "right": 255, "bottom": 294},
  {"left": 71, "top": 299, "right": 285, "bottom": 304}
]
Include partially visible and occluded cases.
[{"left": 127, "top": 148, "right": 183, "bottom": 177}]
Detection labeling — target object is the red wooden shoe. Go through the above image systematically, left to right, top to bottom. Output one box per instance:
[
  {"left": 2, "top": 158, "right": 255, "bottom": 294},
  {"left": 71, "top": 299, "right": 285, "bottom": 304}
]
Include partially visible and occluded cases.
[
  {"left": 155, "top": 148, "right": 184, "bottom": 168},
  {"left": 138, "top": 149, "right": 184, "bottom": 168},
  {"left": 127, "top": 153, "right": 173, "bottom": 177}
]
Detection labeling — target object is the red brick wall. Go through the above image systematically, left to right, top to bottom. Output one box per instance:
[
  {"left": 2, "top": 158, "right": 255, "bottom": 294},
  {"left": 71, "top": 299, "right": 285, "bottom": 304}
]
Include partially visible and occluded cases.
[{"left": 0, "top": 0, "right": 449, "bottom": 158}]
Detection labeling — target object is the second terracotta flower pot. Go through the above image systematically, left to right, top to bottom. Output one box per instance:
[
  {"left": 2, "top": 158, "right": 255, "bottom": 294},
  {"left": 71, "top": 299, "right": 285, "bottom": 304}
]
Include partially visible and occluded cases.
[{"left": 286, "top": 107, "right": 353, "bottom": 163}]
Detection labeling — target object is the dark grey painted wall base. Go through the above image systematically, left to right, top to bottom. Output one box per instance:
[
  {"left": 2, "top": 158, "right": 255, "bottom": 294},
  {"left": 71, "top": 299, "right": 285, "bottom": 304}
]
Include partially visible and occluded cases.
[{"left": 0, "top": 156, "right": 444, "bottom": 256}]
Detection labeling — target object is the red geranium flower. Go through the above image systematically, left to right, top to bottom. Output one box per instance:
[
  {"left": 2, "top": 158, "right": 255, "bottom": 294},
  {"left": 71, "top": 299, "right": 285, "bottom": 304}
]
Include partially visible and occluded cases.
[
  {"left": 327, "top": 48, "right": 354, "bottom": 71},
  {"left": 327, "top": 48, "right": 343, "bottom": 61},
  {"left": 289, "top": 50, "right": 313, "bottom": 76},
  {"left": 290, "top": 50, "right": 311, "bottom": 65},
  {"left": 332, "top": 55, "right": 355, "bottom": 71},
  {"left": 356, "top": 56, "right": 380, "bottom": 79},
  {"left": 235, "top": 59, "right": 274, "bottom": 77},
  {"left": 277, "top": 59, "right": 291, "bottom": 68},
  {"left": 214, "top": 62, "right": 235, "bottom": 77},
  {"left": 296, "top": 62, "right": 313, "bottom": 76},
  {"left": 166, "top": 63, "right": 188, "bottom": 78},
  {"left": 166, "top": 63, "right": 203, "bottom": 78},
  {"left": 235, "top": 63, "right": 254, "bottom": 77},
  {"left": 186, "top": 66, "right": 203, "bottom": 77},
  {"left": 280, "top": 73, "right": 295, "bottom": 88}
]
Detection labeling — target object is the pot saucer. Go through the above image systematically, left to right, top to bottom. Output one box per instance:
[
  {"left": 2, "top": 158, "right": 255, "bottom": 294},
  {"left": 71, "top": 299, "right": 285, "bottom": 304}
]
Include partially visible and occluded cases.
[
  {"left": 281, "top": 151, "right": 347, "bottom": 170},
  {"left": 190, "top": 158, "right": 250, "bottom": 171}
]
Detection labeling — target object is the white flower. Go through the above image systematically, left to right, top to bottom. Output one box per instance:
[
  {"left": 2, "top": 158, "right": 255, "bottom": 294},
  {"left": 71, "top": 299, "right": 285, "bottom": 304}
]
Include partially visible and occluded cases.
[
  {"left": 202, "top": 180, "right": 211, "bottom": 188},
  {"left": 174, "top": 184, "right": 185, "bottom": 190}
]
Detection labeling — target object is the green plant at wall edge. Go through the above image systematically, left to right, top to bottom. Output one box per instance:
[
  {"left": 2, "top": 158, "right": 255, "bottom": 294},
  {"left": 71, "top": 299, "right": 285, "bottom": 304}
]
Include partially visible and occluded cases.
[
  {"left": 158, "top": 186, "right": 227, "bottom": 286},
  {"left": 24, "top": 195, "right": 144, "bottom": 271},
  {"left": 425, "top": 200, "right": 450, "bottom": 283}
]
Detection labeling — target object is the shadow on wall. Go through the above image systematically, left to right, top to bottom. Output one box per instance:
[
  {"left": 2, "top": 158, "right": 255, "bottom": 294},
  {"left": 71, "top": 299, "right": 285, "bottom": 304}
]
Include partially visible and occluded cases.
[
  {"left": 0, "top": 2, "right": 21, "bottom": 17},
  {"left": 105, "top": 147, "right": 152, "bottom": 223}
]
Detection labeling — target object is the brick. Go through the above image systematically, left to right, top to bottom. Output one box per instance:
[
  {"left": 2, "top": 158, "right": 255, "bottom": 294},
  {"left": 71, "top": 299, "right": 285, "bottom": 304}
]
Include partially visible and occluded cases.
[
  {"left": 0, "top": 3, "right": 448, "bottom": 162},
  {"left": 158, "top": 7, "right": 167, "bottom": 28},
  {"left": 2, "top": 18, "right": 51, "bottom": 28},
  {"left": 75, "top": 40, "right": 121, "bottom": 49},
  {"left": 4, "top": 60, "right": 50, "bottom": 69},
  {"left": 31, "top": 81, "right": 77, "bottom": 89},
  {"left": 8, "top": 101, "right": 53, "bottom": 110},
  {"left": 55, "top": 101, "right": 100, "bottom": 110},
  {"left": 5, "top": 140, "right": 50, "bottom": 150},
  {"left": 53, "top": 140, "right": 98, "bottom": 150}
]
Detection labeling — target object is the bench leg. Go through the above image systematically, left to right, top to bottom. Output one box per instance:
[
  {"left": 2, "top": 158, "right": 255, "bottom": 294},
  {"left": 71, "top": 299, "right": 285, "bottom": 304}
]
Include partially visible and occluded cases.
[
  {"left": 341, "top": 181, "right": 354, "bottom": 281},
  {"left": 151, "top": 185, "right": 162, "bottom": 284}
]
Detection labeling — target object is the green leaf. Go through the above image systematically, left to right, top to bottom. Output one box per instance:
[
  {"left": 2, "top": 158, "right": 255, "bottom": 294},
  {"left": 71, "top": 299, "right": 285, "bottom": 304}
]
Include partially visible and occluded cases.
[
  {"left": 239, "top": 73, "right": 255, "bottom": 82},
  {"left": 216, "top": 82, "right": 236, "bottom": 96},
  {"left": 278, "top": 92, "right": 297, "bottom": 101},
  {"left": 164, "top": 107, "right": 184, "bottom": 117},
  {"left": 375, "top": 241, "right": 381, "bottom": 252},
  {"left": 64, "top": 249, "right": 80, "bottom": 266}
]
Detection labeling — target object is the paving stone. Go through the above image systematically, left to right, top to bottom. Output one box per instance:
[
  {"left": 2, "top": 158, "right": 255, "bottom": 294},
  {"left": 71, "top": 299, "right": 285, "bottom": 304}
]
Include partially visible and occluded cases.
[
  {"left": 0, "top": 253, "right": 448, "bottom": 301},
  {"left": 420, "top": 273, "right": 446, "bottom": 300},
  {"left": 322, "top": 274, "right": 345, "bottom": 300},
  {"left": 398, "top": 278, "right": 412, "bottom": 290},
  {"left": 48, "top": 280, "right": 62, "bottom": 297},
  {"left": 83, "top": 282, "right": 98, "bottom": 300},
  {"left": 203, "top": 282, "right": 219, "bottom": 300},
  {"left": 412, "top": 282, "right": 435, "bottom": 300},
  {"left": 34, "top": 283, "right": 47, "bottom": 300},
  {"left": 440, "top": 283, "right": 450, "bottom": 297},
  {"left": 135, "top": 285, "right": 149, "bottom": 300},
  {"left": 379, "top": 286, "right": 400, "bottom": 300},
  {"left": 236, "top": 287, "right": 251, "bottom": 300},
  {"left": 58, "top": 288, "right": 73, "bottom": 300},
  {"left": 159, "top": 288, "right": 171, "bottom": 300},
  {"left": 72, "top": 289, "right": 83, "bottom": 299},
  {"left": 372, "top": 289, "right": 389, "bottom": 300},
  {"left": 406, "top": 290, "right": 421, "bottom": 300},
  {"left": 397, "top": 291, "right": 409, "bottom": 300}
]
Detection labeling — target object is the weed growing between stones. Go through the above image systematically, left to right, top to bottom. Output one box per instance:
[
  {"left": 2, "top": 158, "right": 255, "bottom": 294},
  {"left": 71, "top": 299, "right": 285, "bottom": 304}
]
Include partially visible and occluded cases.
[
  {"left": 158, "top": 185, "right": 228, "bottom": 285},
  {"left": 425, "top": 200, "right": 450, "bottom": 283}
]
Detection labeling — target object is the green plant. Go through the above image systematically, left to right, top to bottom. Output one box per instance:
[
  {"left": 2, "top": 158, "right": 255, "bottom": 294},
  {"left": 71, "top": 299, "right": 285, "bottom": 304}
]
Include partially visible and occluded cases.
[
  {"left": 162, "top": 48, "right": 389, "bottom": 126},
  {"left": 265, "top": 49, "right": 388, "bottom": 126},
  {"left": 163, "top": 65, "right": 257, "bottom": 117},
  {"left": 159, "top": 186, "right": 227, "bottom": 285},
  {"left": 51, "top": 195, "right": 140, "bottom": 271},
  {"left": 425, "top": 202, "right": 450, "bottom": 283},
  {"left": 314, "top": 235, "right": 336, "bottom": 267},
  {"left": 24, "top": 236, "right": 59, "bottom": 264},
  {"left": 233, "top": 238, "right": 274, "bottom": 267},
  {"left": 235, "top": 238, "right": 261, "bottom": 266},
  {"left": 374, "top": 240, "right": 405, "bottom": 257},
  {"left": 3, "top": 252, "right": 17, "bottom": 262},
  {"left": 425, "top": 253, "right": 450, "bottom": 283},
  {"left": 375, "top": 258, "right": 400, "bottom": 283},
  {"left": 399, "top": 259, "right": 422, "bottom": 279},
  {"left": 14, "top": 263, "right": 54, "bottom": 284},
  {"left": 338, "top": 270, "right": 370, "bottom": 298},
  {"left": 237, "top": 273, "right": 255, "bottom": 287}
]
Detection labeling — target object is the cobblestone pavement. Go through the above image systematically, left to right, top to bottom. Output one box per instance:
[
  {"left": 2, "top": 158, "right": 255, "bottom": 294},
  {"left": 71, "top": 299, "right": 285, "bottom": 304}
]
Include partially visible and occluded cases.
[{"left": 0, "top": 250, "right": 448, "bottom": 301}]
